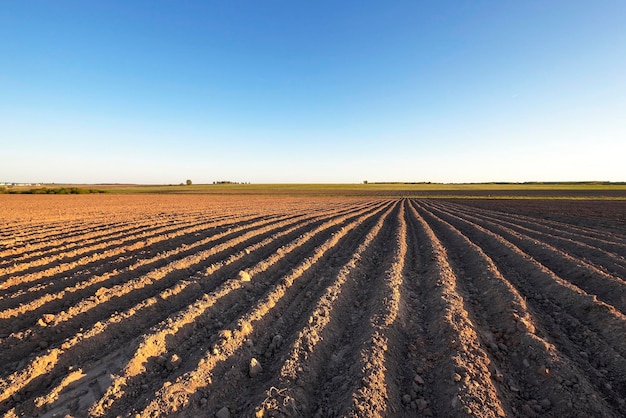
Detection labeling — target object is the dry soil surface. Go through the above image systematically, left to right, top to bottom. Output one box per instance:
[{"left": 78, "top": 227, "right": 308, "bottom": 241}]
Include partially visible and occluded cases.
[{"left": 1, "top": 195, "right": 625, "bottom": 418}]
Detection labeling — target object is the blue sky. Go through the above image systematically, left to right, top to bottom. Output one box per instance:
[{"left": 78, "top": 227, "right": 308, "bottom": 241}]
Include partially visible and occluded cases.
[{"left": 2, "top": 1, "right": 625, "bottom": 183}]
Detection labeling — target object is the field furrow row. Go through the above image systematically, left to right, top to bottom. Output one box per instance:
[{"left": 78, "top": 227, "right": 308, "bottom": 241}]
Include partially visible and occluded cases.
[
  {"left": 0, "top": 195, "right": 624, "bottom": 418},
  {"left": 87, "top": 200, "right": 389, "bottom": 417},
  {"left": 419, "top": 200, "right": 626, "bottom": 416},
  {"left": 137, "top": 201, "right": 394, "bottom": 417},
  {"left": 252, "top": 201, "right": 395, "bottom": 418},
  {"left": 415, "top": 201, "right": 621, "bottom": 416},
  {"left": 426, "top": 201, "right": 626, "bottom": 314},
  {"left": 431, "top": 201, "right": 626, "bottom": 276},
  {"left": 0, "top": 202, "right": 383, "bottom": 371},
  {"left": 0, "top": 212, "right": 232, "bottom": 270}
]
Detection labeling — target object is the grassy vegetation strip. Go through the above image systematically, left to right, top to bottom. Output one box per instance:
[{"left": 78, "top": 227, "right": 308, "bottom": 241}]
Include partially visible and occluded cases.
[{"left": 63, "top": 182, "right": 626, "bottom": 196}]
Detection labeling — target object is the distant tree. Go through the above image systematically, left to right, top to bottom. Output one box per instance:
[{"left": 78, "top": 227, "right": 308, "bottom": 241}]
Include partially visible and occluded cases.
[
  {"left": 186, "top": 179, "right": 192, "bottom": 186},
  {"left": 363, "top": 180, "right": 368, "bottom": 184}
]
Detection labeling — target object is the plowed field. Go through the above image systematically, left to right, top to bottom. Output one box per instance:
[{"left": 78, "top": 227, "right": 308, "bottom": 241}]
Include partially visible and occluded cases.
[{"left": 1, "top": 195, "right": 625, "bottom": 418}]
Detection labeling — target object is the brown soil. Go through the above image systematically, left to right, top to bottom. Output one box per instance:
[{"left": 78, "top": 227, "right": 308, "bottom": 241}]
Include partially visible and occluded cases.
[{"left": 1, "top": 195, "right": 625, "bottom": 417}]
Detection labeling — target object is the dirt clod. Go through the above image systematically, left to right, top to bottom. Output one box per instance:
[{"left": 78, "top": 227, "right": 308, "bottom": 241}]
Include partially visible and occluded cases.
[
  {"left": 249, "top": 357, "right": 262, "bottom": 377},
  {"left": 216, "top": 406, "right": 231, "bottom": 418}
]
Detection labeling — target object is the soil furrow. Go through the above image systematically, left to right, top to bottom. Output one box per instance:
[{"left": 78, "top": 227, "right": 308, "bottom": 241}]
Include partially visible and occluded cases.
[
  {"left": 2, "top": 195, "right": 624, "bottom": 417},
  {"left": 0, "top": 197, "right": 345, "bottom": 282},
  {"left": 0, "top": 200, "right": 367, "bottom": 267},
  {"left": 346, "top": 200, "right": 408, "bottom": 417},
  {"left": 391, "top": 200, "right": 435, "bottom": 417},
  {"left": 414, "top": 200, "right": 620, "bottom": 417},
  {"left": 85, "top": 201, "right": 389, "bottom": 417},
  {"left": 106, "top": 201, "right": 381, "bottom": 416},
  {"left": 405, "top": 201, "right": 507, "bottom": 418},
  {"left": 419, "top": 201, "right": 626, "bottom": 415},
  {"left": 446, "top": 201, "right": 626, "bottom": 245},
  {"left": 5, "top": 202, "right": 386, "bottom": 417},
  {"left": 42, "top": 202, "right": 378, "bottom": 330},
  {"left": 97, "top": 202, "right": 392, "bottom": 418},
  {"left": 135, "top": 202, "right": 395, "bottom": 417},
  {"left": 250, "top": 202, "right": 394, "bottom": 418},
  {"left": 429, "top": 202, "right": 626, "bottom": 314},
  {"left": 441, "top": 202, "right": 626, "bottom": 254},
  {"left": 0, "top": 203, "right": 371, "bottom": 306},
  {"left": 290, "top": 203, "right": 400, "bottom": 418},
  {"left": 446, "top": 203, "right": 626, "bottom": 278},
  {"left": 0, "top": 204, "right": 382, "bottom": 369},
  {"left": 0, "top": 207, "right": 341, "bottom": 314},
  {"left": 0, "top": 212, "right": 295, "bottom": 336},
  {"left": 0, "top": 213, "right": 232, "bottom": 272},
  {"left": 0, "top": 213, "right": 283, "bottom": 293},
  {"left": 0, "top": 214, "right": 182, "bottom": 259},
  {"left": 0, "top": 214, "right": 184, "bottom": 256},
  {"left": 0, "top": 219, "right": 132, "bottom": 250}
]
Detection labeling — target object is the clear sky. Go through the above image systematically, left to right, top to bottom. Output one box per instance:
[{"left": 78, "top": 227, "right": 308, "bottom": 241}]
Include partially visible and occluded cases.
[{"left": 2, "top": 1, "right": 625, "bottom": 184}]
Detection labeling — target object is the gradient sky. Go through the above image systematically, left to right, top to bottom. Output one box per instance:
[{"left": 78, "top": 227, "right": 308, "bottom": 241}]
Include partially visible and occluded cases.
[{"left": 2, "top": 1, "right": 625, "bottom": 184}]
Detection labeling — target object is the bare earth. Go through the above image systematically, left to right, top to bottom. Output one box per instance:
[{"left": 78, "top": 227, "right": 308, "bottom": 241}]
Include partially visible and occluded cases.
[{"left": 1, "top": 195, "right": 625, "bottom": 418}]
